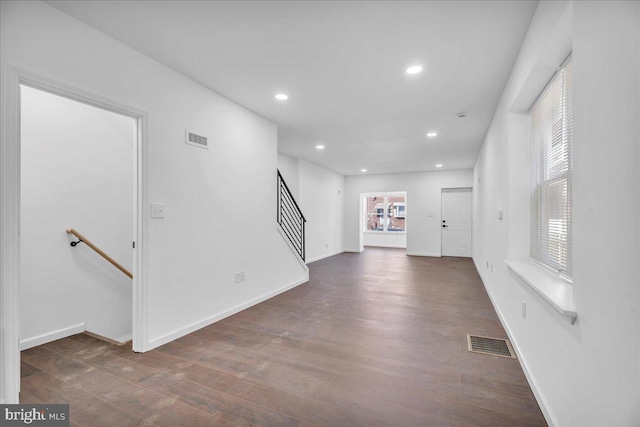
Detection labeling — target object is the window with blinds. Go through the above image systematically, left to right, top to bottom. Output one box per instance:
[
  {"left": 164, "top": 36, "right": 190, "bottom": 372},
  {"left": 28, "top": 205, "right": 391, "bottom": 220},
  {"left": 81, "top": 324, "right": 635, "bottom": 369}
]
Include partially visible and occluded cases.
[{"left": 530, "top": 56, "right": 573, "bottom": 277}]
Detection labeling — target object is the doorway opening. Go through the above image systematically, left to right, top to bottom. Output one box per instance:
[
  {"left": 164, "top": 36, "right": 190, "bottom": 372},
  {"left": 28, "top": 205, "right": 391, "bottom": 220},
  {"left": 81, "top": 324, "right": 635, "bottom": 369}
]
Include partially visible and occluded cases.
[
  {"left": 1, "top": 69, "right": 149, "bottom": 403},
  {"left": 20, "top": 84, "right": 136, "bottom": 349},
  {"left": 441, "top": 188, "right": 472, "bottom": 257}
]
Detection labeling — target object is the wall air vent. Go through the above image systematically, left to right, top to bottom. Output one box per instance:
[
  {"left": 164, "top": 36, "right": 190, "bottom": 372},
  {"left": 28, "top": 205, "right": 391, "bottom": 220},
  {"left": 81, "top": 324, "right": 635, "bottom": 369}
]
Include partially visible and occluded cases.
[{"left": 185, "top": 129, "right": 209, "bottom": 149}]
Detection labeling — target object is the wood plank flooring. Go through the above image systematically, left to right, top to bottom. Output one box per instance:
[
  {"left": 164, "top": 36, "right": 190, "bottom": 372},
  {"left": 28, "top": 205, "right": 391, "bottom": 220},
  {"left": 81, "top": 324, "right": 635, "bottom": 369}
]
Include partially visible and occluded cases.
[{"left": 20, "top": 248, "right": 546, "bottom": 426}]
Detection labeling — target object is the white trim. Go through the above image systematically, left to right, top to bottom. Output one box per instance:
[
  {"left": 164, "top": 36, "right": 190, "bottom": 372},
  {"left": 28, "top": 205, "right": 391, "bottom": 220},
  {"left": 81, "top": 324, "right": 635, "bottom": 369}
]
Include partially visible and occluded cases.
[
  {"left": 0, "top": 64, "right": 21, "bottom": 404},
  {"left": 0, "top": 65, "right": 151, "bottom": 403},
  {"left": 133, "top": 105, "right": 151, "bottom": 353},
  {"left": 276, "top": 224, "right": 309, "bottom": 272},
  {"left": 363, "top": 231, "right": 407, "bottom": 235},
  {"left": 364, "top": 244, "right": 406, "bottom": 249},
  {"left": 343, "top": 248, "right": 364, "bottom": 253},
  {"left": 306, "top": 250, "right": 343, "bottom": 264},
  {"left": 406, "top": 252, "right": 442, "bottom": 257},
  {"left": 473, "top": 257, "right": 558, "bottom": 427},
  {"left": 505, "top": 259, "right": 577, "bottom": 324},
  {"left": 148, "top": 276, "right": 308, "bottom": 350},
  {"left": 20, "top": 323, "right": 85, "bottom": 351},
  {"left": 114, "top": 333, "right": 133, "bottom": 344}
]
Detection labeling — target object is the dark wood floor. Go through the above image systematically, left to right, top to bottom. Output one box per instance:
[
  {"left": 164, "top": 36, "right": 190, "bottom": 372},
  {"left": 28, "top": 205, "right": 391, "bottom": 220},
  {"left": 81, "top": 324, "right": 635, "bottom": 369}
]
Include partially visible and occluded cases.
[{"left": 20, "top": 248, "right": 546, "bottom": 427}]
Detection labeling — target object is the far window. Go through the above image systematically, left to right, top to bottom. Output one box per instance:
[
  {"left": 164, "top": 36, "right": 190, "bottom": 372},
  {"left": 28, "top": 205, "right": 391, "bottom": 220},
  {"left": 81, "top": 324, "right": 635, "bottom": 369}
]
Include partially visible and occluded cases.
[
  {"left": 530, "top": 56, "right": 573, "bottom": 276},
  {"left": 365, "top": 195, "right": 406, "bottom": 232}
]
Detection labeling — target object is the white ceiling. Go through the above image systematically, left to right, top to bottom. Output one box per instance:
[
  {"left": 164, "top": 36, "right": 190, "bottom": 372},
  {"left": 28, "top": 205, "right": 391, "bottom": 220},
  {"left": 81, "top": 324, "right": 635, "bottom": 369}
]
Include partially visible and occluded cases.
[{"left": 47, "top": 0, "right": 537, "bottom": 176}]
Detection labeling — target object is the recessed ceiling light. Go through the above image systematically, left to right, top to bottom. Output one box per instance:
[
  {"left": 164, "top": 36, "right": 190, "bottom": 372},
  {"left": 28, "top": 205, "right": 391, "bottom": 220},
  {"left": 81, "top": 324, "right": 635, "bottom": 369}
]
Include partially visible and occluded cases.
[
  {"left": 406, "top": 65, "right": 423, "bottom": 74},
  {"left": 275, "top": 93, "right": 288, "bottom": 100},
  {"left": 427, "top": 132, "right": 438, "bottom": 138},
  {"left": 315, "top": 145, "right": 325, "bottom": 150},
  {"left": 435, "top": 164, "right": 443, "bottom": 168},
  {"left": 361, "top": 168, "right": 367, "bottom": 173}
]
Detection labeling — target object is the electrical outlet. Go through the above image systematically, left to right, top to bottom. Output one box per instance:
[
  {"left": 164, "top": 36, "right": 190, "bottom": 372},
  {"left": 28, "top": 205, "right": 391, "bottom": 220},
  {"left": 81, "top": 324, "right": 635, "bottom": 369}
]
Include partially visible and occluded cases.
[
  {"left": 150, "top": 203, "right": 165, "bottom": 218},
  {"left": 325, "top": 243, "right": 328, "bottom": 249},
  {"left": 486, "top": 260, "right": 489, "bottom": 269},
  {"left": 491, "top": 264, "right": 494, "bottom": 273},
  {"left": 240, "top": 271, "right": 246, "bottom": 282},
  {"left": 522, "top": 300, "right": 527, "bottom": 319}
]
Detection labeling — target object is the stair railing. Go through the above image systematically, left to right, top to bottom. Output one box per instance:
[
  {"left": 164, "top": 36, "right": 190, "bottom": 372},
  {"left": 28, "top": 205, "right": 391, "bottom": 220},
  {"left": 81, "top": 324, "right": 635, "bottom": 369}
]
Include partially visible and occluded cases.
[
  {"left": 277, "top": 170, "right": 306, "bottom": 261},
  {"left": 66, "top": 228, "right": 132, "bottom": 279}
]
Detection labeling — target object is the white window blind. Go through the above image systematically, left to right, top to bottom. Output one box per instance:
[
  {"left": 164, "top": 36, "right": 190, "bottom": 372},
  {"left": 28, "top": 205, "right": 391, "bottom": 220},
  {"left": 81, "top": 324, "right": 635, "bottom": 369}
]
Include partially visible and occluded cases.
[{"left": 530, "top": 56, "right": 573, "bottom": 276}]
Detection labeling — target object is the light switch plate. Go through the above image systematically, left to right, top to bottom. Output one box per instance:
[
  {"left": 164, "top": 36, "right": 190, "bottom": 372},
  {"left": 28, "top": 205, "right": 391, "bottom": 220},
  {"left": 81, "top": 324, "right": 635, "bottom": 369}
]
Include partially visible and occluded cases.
[{"left": 151, "top": 203, "right": 165, "bottom": 218}]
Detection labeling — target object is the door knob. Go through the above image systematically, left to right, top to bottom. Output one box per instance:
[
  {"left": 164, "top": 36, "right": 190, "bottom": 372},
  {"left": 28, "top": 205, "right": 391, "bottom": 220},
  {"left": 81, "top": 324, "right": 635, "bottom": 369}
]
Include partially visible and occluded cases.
[{"left": 442, "top": 224, "right": 448, "bottom": 228}]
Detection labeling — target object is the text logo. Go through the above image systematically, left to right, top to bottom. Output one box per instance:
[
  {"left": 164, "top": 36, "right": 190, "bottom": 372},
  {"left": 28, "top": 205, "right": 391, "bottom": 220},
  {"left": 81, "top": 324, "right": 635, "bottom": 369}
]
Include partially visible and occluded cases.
[{"left": 1, "top": 405, "right": 69, "bottom": 426}]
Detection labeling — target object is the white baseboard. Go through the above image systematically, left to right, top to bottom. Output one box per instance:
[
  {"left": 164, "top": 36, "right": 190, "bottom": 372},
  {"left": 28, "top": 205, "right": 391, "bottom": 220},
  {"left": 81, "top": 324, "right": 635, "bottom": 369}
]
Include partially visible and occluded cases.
[
  {"left": 364, "top": 244, "right": 406, "bottom": 249},
  {"left": 342, "top": 248, "right": 363, "bottom": 253},
  {"left": 306, "top": 250, "right": 343, "bottom": 264},
  {"left": 406, "top": 251, "right": 441, "bottom": 257},
  {"left": 472, "top": 257, "right": 557, "bottom": 427},
  {"left": 148, "top": 276, "right": 309, "bottom": 350},
  {"left": 20, "top": 322, "right": 85, "bottom": 351},
  {"left": 84, "top": 330, "right": 132, "bottom": 346},
  {"left": 115, "top": 333, "right": 132, "bottom": 344}
]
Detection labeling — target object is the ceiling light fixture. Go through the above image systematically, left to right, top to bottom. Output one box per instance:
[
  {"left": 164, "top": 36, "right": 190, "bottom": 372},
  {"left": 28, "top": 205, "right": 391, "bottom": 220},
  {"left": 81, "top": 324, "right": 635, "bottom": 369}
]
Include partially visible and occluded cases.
[
  {"left": 406, "top": 65, "right": 423, "bottom": 74},
  {"left": 275, "top": 93, "right": 288, "bottom": 100},
  {"left": 427, "top": 132, "right": 438, "bottom": 138},
  {"left": 315, "top": 145, "right": 325, "bottom": 150},
  {"left": 435, "top": 164, "right": 443, "bottom": 168},
  {"left": 361, "top": 168, "right": 367, "bottom": 173}
]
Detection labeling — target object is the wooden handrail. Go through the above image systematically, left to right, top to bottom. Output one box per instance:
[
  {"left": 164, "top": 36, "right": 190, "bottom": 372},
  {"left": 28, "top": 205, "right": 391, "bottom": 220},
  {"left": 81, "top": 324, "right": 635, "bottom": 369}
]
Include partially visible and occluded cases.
[{"left": 66, "top": 228, "right": 133, "bottom": 279}]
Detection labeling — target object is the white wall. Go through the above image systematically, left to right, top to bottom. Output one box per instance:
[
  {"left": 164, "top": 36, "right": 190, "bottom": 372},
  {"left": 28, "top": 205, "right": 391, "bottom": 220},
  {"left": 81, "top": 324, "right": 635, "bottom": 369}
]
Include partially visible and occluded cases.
[
  {"left": 1, "top": 0, "right": 308, "bottom": 353},
  {"left": 473, "top": 1, "right": 640, "bottom": 425},
  {"left": 20, "top": 86, "right": 134, "bottom": 345},
  {"left": 277, "top": 152, "right": 300, "bottom": 201},
  {"left": 277, "top": 154, "right": 345, "bottom": 263},
  {"left": 298, "top": 160, "right": 344, "bottom": 262},
  {"left": 344, "top": 170, "right": 473, "bottom": 255},
  {"left": 363, "top": 232, "right": 407, "bottom": 249}
]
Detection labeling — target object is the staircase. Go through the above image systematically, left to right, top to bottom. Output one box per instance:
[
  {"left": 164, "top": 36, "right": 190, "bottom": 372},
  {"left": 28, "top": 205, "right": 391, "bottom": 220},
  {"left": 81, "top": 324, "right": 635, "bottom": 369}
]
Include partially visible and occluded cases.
[{"left": 277, "top": 170, "right": 306, "bottom": 261}]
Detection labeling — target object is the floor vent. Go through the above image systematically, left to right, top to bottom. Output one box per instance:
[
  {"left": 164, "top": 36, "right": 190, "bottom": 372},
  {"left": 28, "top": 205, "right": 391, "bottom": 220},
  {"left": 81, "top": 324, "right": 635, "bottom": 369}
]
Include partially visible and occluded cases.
[{"left": 467, "top": 334, "right": 516, "bottom": 359}]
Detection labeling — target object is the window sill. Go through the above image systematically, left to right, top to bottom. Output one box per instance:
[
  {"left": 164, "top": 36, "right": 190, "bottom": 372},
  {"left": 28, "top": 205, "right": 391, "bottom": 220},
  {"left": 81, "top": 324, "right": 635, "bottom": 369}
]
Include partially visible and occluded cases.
[
  {"left": 363, "top": 231, "right": 407, "bottom": 235},
  {"left": 504, "top": 259, "right": 577, "bottom": 325}
]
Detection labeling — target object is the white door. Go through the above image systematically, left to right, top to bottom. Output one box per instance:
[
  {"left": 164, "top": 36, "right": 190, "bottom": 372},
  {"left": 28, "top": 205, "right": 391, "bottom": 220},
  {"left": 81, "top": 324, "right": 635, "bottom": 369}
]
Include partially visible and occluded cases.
[{"left": 441, "top": 188, "right": 472, "bottom": 257}]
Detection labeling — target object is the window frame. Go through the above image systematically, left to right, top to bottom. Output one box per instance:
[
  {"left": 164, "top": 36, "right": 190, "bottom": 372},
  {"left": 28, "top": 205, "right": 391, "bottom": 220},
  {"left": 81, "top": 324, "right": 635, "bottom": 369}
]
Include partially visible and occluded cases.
[
  {"left": 529, "top": 55, "right": 573, "bottom": 279},
  {"left": 363, "top": 193, "right": 407, "bottom": 234}
]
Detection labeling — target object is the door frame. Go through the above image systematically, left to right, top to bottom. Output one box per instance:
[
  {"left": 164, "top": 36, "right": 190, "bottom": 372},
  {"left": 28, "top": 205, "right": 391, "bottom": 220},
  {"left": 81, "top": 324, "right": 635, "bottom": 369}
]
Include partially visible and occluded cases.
[
  {"left": 0, "top": 64, "right": 151, "bottom": 403},
  {"left": 440, "top": 187, "right": 473, "bottom": 257}
]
